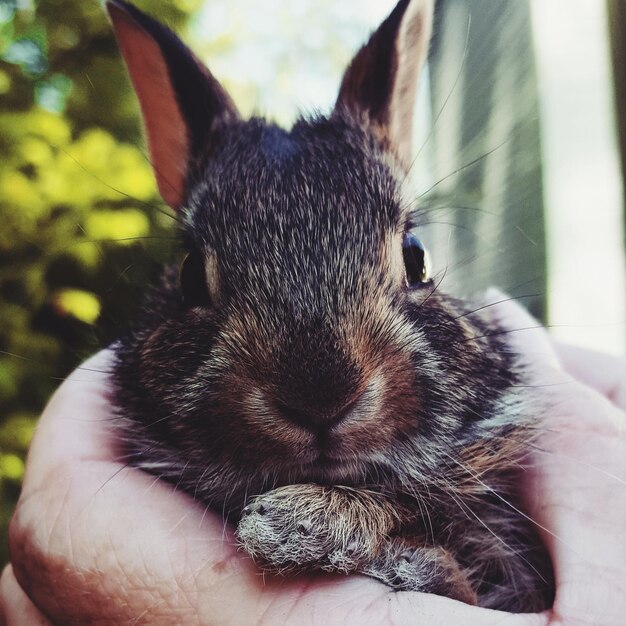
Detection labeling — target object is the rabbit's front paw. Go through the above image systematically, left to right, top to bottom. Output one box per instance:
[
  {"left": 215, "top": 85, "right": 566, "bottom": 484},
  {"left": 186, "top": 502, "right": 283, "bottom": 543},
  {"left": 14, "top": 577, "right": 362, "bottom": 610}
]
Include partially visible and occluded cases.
[
  {"left": 236, "top": 484, "right": 398, "bottom": 575},
  {"left": 365, "top": 542, "right": 477, "bottom": 604}
]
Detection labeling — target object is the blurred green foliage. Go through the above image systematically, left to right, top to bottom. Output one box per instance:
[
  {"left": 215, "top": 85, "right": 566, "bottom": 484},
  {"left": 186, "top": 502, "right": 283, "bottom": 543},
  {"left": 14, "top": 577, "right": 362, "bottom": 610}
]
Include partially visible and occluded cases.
[
  {"left": 0, "top": 0, "right": 203, "bottom": 565},
  {"left": 0, "top": 0, "right": 376, "bottom": 569}
]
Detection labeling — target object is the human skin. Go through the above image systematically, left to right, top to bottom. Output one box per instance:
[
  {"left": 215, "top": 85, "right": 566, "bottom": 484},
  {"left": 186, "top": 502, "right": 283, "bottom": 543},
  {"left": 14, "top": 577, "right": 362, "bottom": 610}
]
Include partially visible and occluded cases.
[{"left": 1, "top": 297, "right": 625, "bottom": 625}]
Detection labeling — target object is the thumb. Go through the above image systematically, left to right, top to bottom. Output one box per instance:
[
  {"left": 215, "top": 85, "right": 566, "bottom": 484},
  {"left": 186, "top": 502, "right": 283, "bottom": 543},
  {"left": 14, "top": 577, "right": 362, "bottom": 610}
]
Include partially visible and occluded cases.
[
  {"left": 483, "top": 289, "right": 563, "bottom": 378},
  {"left": 357, "top": 590, "right": 549, "bottom": 626}
]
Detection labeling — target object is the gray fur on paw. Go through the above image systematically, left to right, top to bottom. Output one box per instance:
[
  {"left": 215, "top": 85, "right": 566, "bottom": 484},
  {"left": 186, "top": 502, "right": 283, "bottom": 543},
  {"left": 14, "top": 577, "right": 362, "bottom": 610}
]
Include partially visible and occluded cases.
[
  {"left": 236, "top": 484, "right": 396, "bottom": 575},
  {"left": 365, "top": 543, "right": 478, "bottom": 604}
]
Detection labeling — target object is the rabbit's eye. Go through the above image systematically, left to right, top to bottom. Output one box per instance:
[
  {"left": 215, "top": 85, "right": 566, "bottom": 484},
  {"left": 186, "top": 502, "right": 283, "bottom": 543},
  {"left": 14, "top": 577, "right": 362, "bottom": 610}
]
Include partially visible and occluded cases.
[
  {"left": 402, "top": 232, "right": 431, "bottom": 287},
  {"left": 180, "top": 251, "right": 212, "bottom": 307}
]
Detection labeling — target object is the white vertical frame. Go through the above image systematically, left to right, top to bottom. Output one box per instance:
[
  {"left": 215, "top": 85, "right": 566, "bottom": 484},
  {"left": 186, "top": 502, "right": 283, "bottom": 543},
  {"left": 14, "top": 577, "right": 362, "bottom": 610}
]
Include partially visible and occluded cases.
[{"left": 530, "top": 0, "right": 626, "bottom": 354}]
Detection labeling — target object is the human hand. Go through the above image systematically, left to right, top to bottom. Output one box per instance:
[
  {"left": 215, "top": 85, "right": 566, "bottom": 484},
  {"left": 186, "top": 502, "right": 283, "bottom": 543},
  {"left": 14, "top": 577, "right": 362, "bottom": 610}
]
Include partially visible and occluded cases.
[
  {"left": 1, "top": 298, "right": 625, "bottom": 625},
  {"left": 491, "top": 299, "right": 626, "bottom": 625}
]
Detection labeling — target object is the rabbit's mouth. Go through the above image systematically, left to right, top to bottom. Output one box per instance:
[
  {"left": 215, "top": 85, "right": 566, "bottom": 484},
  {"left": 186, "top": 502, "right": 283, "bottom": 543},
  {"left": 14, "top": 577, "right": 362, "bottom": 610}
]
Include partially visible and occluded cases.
[
  {"left": 268, "top": 438, "right": 386, "bottom": 485},
  {"left": 285, "top": 454, "right": 369, "bottom": 485}
]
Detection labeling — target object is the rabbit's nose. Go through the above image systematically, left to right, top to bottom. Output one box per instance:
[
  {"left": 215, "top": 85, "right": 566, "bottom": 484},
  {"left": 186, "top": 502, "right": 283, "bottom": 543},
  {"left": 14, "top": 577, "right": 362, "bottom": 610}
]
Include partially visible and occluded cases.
[{"left": 274, "top": 394, "right": 362, "bottom": 432}]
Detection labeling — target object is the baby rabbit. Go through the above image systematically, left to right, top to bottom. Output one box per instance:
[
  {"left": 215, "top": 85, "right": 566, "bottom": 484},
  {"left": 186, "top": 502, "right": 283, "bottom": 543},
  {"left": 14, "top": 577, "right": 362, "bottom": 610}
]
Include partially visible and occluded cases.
[{"left": 107, "top": 0, "right": 553, "bottom": 611}]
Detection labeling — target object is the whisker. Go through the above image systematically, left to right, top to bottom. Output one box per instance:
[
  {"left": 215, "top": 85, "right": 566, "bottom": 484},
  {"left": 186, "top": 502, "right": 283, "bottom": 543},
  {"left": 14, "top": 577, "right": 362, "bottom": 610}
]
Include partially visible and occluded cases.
[
  {"left": 404, "top": 14, "right": 472, "bottom": 180},
  {"left": 416, "top": 138, "right": 511, "bottom": 202},
  {"left": 50, "top": 142, "right": 180, "bottom": 224},
  {"left": 406, "top": 202, "right": 498, "bottom": 219},
  {"left": 73, "top": 236, "right": 178, "bottom": 245},
  {"left": 415, "top": 265, "right": 449, "bottom": 311},
  {"left": 452, "top": 293, "right": 543, "bottom": 321},
  {"left": 457, "top": 324, "right": 550, "bottom": 344},
  {"left": 529, "top": 445, "right": 626, "bottom": 488},
  {"left": 439, "top": 448, "right": 583, "bottom": 571},
  {"left": 438, "top": 454, "right": 550, "bottom": 587},
  {"left": 92, "top": 462, "right": 133, "bottom": 497}
]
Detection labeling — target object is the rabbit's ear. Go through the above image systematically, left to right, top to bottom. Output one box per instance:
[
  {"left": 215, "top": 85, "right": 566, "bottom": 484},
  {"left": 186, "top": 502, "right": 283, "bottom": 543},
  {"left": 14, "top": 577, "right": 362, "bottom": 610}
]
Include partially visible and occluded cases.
[
  {"left": 334, "top": 0, "right": 433, "bottom": 169},
  {"left": 106, "top": 1, "right": 239, "bottom": 209}
]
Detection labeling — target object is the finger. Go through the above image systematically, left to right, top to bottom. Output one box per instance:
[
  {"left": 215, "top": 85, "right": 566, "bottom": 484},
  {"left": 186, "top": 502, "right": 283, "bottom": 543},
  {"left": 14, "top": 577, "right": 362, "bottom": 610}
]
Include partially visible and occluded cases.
[
  {"left": 482, "top": 289, "right": 562, "bottom": 372},
  {"left": 484, "top": 290, "right": 626, "bottom": 414},
  {"left": 484, "top": 291, "right": 626, "bottom": 625},
  {"left": 483, "top": 292, "right": 626, "bottom": 432},
  {"left": 553, "top": 341, "right": 626, "bottom": 410},
  {"left": 23, "top": 349, "right": 118, "bottom": 482},
  {"left": 523, "top": 425, "right": 626, "bottom": 626},
  {"left": 0, "top": 565, "right": 51, "bottom": 626},
  {"left": 265, "top": 580, "right": 550, "bottom": 626},
  {"left": 389, "top": 592, "right": 549, "bottom": 626}
]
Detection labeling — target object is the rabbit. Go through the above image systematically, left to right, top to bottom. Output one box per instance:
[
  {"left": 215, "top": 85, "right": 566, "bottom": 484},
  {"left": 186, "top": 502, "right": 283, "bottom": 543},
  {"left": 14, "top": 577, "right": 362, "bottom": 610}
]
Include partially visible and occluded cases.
[{"left": 106, "top": 0, "right": 554, "bottom": 612}]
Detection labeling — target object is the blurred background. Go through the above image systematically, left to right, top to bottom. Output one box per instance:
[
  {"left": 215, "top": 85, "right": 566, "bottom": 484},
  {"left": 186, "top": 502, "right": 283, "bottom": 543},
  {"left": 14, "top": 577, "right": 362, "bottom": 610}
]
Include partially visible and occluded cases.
[{"left": 0, "top": 0, "right": 624, "bottom": 566}]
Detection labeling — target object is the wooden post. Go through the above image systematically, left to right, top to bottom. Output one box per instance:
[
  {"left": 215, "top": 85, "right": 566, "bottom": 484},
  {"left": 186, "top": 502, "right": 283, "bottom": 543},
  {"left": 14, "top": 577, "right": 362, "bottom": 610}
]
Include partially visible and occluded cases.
[
  {"left": 426, "top": 0, "right": 546, "bottom": 319},
  {"left": 607, "top": 0, "right": 626, "bottom": 247}
]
